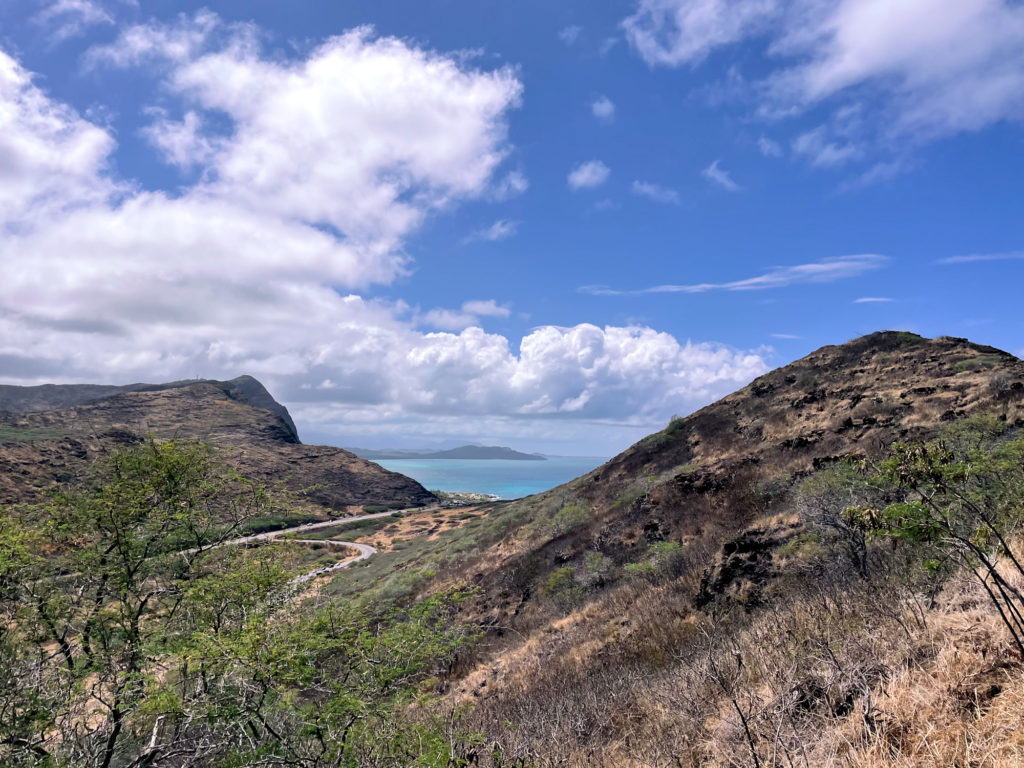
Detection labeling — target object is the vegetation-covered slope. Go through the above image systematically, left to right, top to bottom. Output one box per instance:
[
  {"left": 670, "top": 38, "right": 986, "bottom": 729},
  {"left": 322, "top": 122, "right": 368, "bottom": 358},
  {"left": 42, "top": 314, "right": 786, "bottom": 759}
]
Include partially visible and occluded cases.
[
  {"left": 4, "top": 331, "right": 1024, "bottom": 767},
  {"left": 405, "top": 332, "right": 1024, "bottom": 766},
  {"left": 0, "top": 376, "right": 434, "bottom": 511}
]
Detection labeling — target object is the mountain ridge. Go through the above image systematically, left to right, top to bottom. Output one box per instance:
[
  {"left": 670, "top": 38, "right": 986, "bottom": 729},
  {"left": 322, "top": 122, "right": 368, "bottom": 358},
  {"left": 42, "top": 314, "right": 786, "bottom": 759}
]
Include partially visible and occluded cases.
[
  {"left": 403, "top": 331, "right": 1024, "bottom": 761},
  {"left": 0, "top": 375, "right": 433, "bottom": 511}
]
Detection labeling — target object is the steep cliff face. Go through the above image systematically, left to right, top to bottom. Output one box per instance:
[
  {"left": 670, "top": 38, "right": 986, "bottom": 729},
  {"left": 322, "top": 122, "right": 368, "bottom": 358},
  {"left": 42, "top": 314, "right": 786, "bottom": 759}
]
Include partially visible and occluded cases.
[{"left": 0, "top": 377, "right": 434, "bottom": 510}]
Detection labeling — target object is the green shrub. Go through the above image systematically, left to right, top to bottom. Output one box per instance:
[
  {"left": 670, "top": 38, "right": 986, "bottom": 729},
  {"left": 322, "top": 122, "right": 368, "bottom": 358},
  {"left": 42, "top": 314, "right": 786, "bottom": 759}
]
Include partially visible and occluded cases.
[
  {"left": 546, "top": 503, "right": 590, "bottom": 537},
  {"left": 625, "top": 541, "right": 686, "bottom": 581},
  {"left": 581, "top": 551, "right": 614, "bottom": 588},
  {"left": 624, "top": 561, "right": 655, "bottom": 579},
  {"left": 543, "top": 566, "right": 582, "bottom": 607}
]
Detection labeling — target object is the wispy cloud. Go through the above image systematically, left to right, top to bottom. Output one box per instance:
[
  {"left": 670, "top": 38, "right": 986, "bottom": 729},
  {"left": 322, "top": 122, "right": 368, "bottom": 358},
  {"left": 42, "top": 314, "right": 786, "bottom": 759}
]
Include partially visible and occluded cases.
[
  {"left": 35, "top": 0, "right": 115, "bottom": 42},
  {"left": 623, "top": 0, "right": 1024, "bottom": 151},
  {"left": 559, "top": 25, "right": 581, "bottom": 45},
  {"left": 591, "top": 95, "right": 615, "bottom": 121},
  {"left": 758, "top": 136, "right": 783, "bottom": 158},
  {"left": 702, "top": 159, "right": 741, "bottom": 191},
  {"left": 568, "top": 160, "right": 610, "bottom": 190},
  {"left": 491, "top": 170, "right": 528, "bottom": 200},
  {"left": 631, "top": 180, "right": 681, "bottom": 205},
  {"left": 462, "top": 219, "right": 518, "bottom": 244},
  {"left": 937, "top": 251, "right": 1024, "bottom": 264},
  {"left": 580, "top": 254, "right": 887, "bottom": 296},
  {"left": 854, "top": 296, "right": 894, "bottom": 303},
  {"left": 421, "top": 299, "right": 511, "bottom": 330},
  {"left": 771, "top": 333, "right": 801, "bottom": 339}
]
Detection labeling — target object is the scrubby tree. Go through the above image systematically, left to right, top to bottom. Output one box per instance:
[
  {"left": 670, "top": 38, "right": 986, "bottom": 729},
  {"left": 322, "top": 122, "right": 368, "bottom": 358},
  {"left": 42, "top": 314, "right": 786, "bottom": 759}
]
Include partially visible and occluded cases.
[
  {"left": 846, "top": 418, "right": 1024, "bottom": 657},
  {"left": 0, "top": 440, "right": 477, "bottom": 767}
]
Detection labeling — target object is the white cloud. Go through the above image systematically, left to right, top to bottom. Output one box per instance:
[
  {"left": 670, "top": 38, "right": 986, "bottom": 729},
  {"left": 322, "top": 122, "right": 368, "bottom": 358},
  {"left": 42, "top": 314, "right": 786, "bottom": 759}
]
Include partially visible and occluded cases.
[
  {"left": 35, "top": 0, "right": 115, "bottom": 41},
  {"left": 623, "top": 0, "right": 1024, "bottom": 144},
  {"left": 623, "top": 0, "right": 777, "bottom": 67},
  {"left": 85, "top": 9, "right": 224, "bottom": 67},
  {"left": 85, "top": 16, "right": 523, "bottom": 284},
  {"left": 559, "top": 25, "right": 582, "bottom": 45},
  {"left": 0, "top": 33, "right": 768, "bottom": 453},
  {"left": 0, "top": 49, "right": 118, "bottom": 226},
  {"left": 591, "top": 95, "right": 615, "bottom": 120},
  {"left": 141, "top": 109, "right": 219, "bottom": 169},
  {"left": 792, "top": 127, "right": 861, "bottom": 168},
  {"left": 757, "top": 135, "right": 783, "bottom": 157},
  {"left": 568, "top": 159, "right": 611, "bottom": 189},
  {"left": 702, "top": 159, "right": 741, "bottom": 191},
  {"left": 491, "top": 169, "right": 529, "bottom": 200},
  {"left": 631, "top": 180, "right": 681, "bottom": 205},
  {"left": 462, "top": 219, "right": 518, "bottom": 244},
  {"left": 938, "top": 251, "right": 1024, "bottom": 264},
  {"left": 581, "top": 254, "right": 887, "bottom": 295},
  {"left": 853, "top": 297, "right": 894, "bottom": 303},
  {"left": 421, "top": 299, "right": 512, "bottom": 330},
  {"left": 462, "top": 299, "right": 511, "bottom": 318},
  {"left": 771, "top": 333, "right": 800, "bottom": 339}
]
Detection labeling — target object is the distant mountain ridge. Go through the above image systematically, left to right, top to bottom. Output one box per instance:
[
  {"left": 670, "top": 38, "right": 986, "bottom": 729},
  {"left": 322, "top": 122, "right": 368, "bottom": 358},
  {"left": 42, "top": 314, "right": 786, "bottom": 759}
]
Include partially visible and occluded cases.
[
  {"left": 0, "top": 375, "right": 300, "bottom": 442},
  {"left": 0, "top": 376, "right": 434, "bottom": 510},
  {"left": 351, "top": 445, "right": 547, "bottom": 461}
]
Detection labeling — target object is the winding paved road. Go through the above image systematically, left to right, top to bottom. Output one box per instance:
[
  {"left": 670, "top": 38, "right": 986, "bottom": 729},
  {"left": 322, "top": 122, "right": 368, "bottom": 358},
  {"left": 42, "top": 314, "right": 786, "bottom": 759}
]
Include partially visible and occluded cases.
[{"left": 201, "top": 507, "right": 436, "bottom": 583}]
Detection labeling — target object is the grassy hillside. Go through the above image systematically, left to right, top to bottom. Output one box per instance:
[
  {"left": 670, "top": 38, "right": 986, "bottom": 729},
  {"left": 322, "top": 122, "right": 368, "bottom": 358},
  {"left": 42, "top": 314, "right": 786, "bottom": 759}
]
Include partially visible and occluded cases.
[
  {"left": 4, "top": 332, "right": 1024, "bottom": 767},
  {"left": 392, "top": 332, "right": 1024, "bottom": 766}
]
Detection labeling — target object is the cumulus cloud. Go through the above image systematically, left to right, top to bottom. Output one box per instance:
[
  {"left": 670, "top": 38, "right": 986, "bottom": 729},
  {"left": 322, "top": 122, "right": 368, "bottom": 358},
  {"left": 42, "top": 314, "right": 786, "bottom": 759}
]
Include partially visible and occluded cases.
[
  {"left": 623, "top": 0, "right": 1024, "bottom": 145},
  {"left": 85, "top": 9, "right": 224, "bottom": 67},
  {"left": 83, "top": 15, "right": 523, "bottom": 286},
  {"left": 0, "top": 28, "right": 769, "bottom": 451},
  {"left": 0, "top": 49, "right": 118, "bottom": 225},
  {"left": 591, "top": 95, "right": 615, "bottom": 120},
  {"left": 141, "top": 109, "right": 220, "bottom": 169},
  {"left": 568, "top": 159, "right": 611, "bottom": 189},
  {"left": 702, "top": 159, "right": 741, "bottom": 191},
  {"left": 631, "top": 180, "right": 681, "bottom": 205},
  {"left": 580, "top": 254, "right": 887, "bottom": 295}
]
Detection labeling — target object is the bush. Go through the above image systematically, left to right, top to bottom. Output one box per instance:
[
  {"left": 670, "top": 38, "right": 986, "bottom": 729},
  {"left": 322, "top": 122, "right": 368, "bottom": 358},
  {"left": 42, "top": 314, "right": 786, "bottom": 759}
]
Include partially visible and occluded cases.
[
  {"left": 545, "top": 503, "right": 590, "bottom": 537},
  {"left": 625, "top": 541, "right": 686, "bottom": 582},
  {"left": 581, "top": 551, "right": 615, "bottom": 588},
  {"left": 543, "top": 566, "right": 582, "bottom": 608}
]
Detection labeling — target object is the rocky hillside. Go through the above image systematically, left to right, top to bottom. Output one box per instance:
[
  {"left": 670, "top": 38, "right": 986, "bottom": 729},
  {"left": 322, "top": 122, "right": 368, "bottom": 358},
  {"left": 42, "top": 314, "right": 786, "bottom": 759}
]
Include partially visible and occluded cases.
[
  {"left": 573, "top": 331, "right": 1024, "bottom": 509},
  {"left": 410, "top": 332, "right": 1024, "bottom": 765},
  {"left": 472, "top": 332, "right": 1024, "bottom": 612},
  {"left": 0, "top": 376, "right": 434, "bottom": 511}
]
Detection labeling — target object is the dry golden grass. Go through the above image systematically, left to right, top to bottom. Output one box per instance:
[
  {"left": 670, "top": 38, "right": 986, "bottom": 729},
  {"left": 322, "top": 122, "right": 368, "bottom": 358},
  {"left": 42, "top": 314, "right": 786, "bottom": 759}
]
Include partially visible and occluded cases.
[{"left": 813, "top": 576, "right": 1024, "bottom": 768}]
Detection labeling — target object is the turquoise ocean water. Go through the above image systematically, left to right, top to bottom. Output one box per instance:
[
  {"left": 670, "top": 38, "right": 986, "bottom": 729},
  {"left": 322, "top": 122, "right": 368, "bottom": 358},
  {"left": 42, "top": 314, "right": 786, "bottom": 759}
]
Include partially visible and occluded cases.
[{"left": 373, "top": 456, "right": 609, "bottom": 500}]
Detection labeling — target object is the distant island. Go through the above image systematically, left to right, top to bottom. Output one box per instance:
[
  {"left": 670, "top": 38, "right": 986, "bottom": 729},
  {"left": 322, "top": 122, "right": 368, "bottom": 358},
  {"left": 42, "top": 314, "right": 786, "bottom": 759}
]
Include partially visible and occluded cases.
[{"left": 350, "top": 444, "right": 547, "bottom": 461}]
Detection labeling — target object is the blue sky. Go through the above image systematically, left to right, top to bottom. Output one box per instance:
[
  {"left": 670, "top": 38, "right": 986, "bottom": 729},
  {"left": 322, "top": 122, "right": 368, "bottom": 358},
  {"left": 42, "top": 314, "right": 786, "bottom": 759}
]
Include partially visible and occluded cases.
[{"left": 1, "top": 0, "right": 1022, "bottom": 455}]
